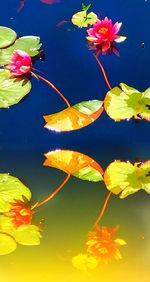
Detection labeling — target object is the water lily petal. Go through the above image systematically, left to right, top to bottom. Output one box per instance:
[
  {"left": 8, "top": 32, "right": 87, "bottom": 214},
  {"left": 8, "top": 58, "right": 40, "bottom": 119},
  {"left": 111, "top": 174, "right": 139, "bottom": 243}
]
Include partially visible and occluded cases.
[
  {"left": 115, "top": 36, "right": 127, "bottom": 43},
  {"left": 114, "top": 238, "right": 127, "bottom": 245}
]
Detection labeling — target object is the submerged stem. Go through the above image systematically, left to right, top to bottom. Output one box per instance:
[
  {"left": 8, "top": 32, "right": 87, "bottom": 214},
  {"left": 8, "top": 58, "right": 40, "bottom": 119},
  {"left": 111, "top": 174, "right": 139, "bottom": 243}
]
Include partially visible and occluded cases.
[
  {"left": 93, "top": 54, "right": 112, "bottom": 90},
  {"left": 32, "top": 72, "right": 71, "bottom": 107},
  {"left": 33, "top": 174, "right": 71, "bottom": 209},
  {"left": 93, "top": 191, "right": 112, "bottom": 229}
]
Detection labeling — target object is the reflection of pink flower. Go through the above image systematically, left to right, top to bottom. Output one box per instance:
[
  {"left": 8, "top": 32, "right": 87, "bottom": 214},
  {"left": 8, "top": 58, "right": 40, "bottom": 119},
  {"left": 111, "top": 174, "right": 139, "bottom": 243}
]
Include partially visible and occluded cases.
[
  {"left": 40, "top": 0, "right": 60, "bottom": 3},
  {"left": 87, "top": 17, "right": 126, "bottom": 55},
  {"left": 7, "top": 50, "right": 32, "bottom": 76},
  {"left": 5, "top": 200, "right": 32, "bottom": 228},
  {"left": 86, "top": 226, "right": 126, "bottom": 262}
]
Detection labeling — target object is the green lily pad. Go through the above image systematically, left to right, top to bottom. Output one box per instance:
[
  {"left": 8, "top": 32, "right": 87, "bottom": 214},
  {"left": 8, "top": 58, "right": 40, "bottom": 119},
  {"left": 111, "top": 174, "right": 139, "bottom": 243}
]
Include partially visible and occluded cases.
[
  {"left": 72, "top": 11, "right": 98, "bottom": 27},
  {"left": 0, "top": 26, "right": 17, "bottom": 48},
  {"left": 0, "top": 36, "right": 42, "bottom": 65},
  {"left": 14, "top": 36, "right": 42, "bottom": 56},
  {"left": 0, "top": 45, "right": 15, "bottom": 65},
  {"left": 0, "top": 69, "right": 31, "bottom": 108},
  {"left": 104, "top": 83, "right": 150, "bottom": 121},
  {"left": 73, "top": 100, "right": 103, "bottom": 115},
  {"left": 104, "top": 160, "right": 150, "bottom": 198},
  {"left": 74, "top": 166, "right": 103, "bottom": 182},
  {"left": 0, "top": 174, "right": 31, "bottom": 212},
  {"left": 0, "top": 232, "right": 17, "bottom": 255}
]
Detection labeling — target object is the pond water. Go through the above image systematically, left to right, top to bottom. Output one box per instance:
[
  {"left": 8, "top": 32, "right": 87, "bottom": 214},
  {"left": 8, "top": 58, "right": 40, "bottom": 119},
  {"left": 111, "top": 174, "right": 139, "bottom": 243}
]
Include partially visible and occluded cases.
[{"left": 0, "top": 0, "right": 150, "bottom": 281}]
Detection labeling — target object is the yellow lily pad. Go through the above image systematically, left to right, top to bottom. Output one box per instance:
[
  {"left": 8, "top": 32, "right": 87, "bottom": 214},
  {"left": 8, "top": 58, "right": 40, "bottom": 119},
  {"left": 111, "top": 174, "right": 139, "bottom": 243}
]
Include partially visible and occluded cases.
[
  {"left": 72, "top": 11, "right": 98, "bottom": 27},
  {"left": 44, "top": 100, "right": 103, "bottom": 132}
]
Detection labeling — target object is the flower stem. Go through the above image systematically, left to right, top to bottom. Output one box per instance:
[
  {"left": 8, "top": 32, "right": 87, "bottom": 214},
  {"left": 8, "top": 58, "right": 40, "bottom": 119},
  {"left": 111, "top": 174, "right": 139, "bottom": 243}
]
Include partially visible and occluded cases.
[
  {"left": 93, "top": 54, "right": 111, "bottom": 90},
  {"left": 32, "top": 72, "right": 71, "bottom": 107},
  {"left": 33, "top": 174, "right": 71, "bottom": 209},
  {"left": 93, "top": 191, "right": 112, "bottom": 229}
]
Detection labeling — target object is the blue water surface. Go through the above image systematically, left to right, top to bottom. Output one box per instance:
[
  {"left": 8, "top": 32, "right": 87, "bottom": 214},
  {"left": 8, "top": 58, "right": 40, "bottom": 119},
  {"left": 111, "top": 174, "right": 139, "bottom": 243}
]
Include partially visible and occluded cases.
[{"left": 0, "top": 0, "right": 149, "bottom": 163}]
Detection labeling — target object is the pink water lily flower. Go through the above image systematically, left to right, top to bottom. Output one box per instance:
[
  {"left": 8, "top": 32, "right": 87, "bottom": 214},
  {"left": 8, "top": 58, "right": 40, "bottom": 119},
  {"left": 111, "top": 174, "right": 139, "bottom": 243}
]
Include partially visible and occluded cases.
[
  {"left": 40, "top": 0, "right": 60, "bottom": 3},
  {"left": 87, "top": 17, "right": 126, "bottom": 55},
  {"left": 7, "top": 50, "right": 32, "bottom": 76}
]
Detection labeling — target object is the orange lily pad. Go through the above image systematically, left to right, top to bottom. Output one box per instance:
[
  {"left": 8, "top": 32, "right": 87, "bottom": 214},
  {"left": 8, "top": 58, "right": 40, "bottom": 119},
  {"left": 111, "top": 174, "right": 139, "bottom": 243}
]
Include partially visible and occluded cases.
[
  {"left": 43, "top": 100, "right": 103, "bottom": 132},
  {"left": 43, "top": 149, "right": 103, "bottom": 182}
]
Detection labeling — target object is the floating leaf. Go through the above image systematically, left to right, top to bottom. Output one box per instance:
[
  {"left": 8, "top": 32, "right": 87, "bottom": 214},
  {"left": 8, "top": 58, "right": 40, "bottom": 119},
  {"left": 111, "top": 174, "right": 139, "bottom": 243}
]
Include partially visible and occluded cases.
[
  {"left": 72, "top": 11, "right": 98, "bottom": 27},
  {"left": 0, "top": 26, "right": 17, "bottom": 48},
  {"left": 0, "top": 36, "right": 42, "bottom": 65},
  {"left": 14, "top": 36, "right": 42, "bottom": 57},
  {"left": 0, "top": 45, "right": 15, "bottom": 65},
  {"left": 0, "top": 69, "right": 31, "bottom": 108},
  {"left": 104, "top": 83, "right": 150, "bottom": 121},
  {"left": 44, "top": 100, "right": 103, "bottom": 132},
  {"left": 44, "top": 149, "right": 103, "bottom": 182},
  {"left": 104, "top": 160, "right": 150, "bottom": 198},
  {"left": 0, "top": 174, "right": 31, "bottom": 212},
  {"left": 0, "top": 232, "right": 17, "bottom": 255}
]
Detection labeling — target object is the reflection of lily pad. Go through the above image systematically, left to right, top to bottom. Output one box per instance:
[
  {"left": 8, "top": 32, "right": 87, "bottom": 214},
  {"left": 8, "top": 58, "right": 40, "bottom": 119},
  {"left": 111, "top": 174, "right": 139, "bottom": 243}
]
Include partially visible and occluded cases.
[
  {"left": 72, "top": 11, "right": 98, "bottom": 27},
  {"left": 0, "top": 26, "right": 17, "bottom": 48},
  {"left": 0, "top": 36, "right": 42, "bottom": 65},
  {"left": 0, "top": 69, "right": 31, "bottom": 108},
  {"left": 104, "top": 83, "right": 150, "bottom": 121},
  {"left": 44, "top": 100, "right": 103, "bottom": 132},
  {"left": 44, "top": 149, "right": 103, "bottom": 182},
  {"left": 104, "top": 160, "right": 150, "bottom": 198},
  {"left": 0, "top": 173, "right": 31, "bottom": 212},
  {"left": 0, "top": 173, "right": 42, "bottom": 255},
  {"left": 0, "top": 216, "right": 41, "bottom": 248},
  {"left": 10, "top": 224, "right": 41, "bottom": 246},
  {"left": 0, "top": 233, "right": 17, "bottom": 255},
  {"left": 72, "top": 253, "right": 99, "bottom": 272}
]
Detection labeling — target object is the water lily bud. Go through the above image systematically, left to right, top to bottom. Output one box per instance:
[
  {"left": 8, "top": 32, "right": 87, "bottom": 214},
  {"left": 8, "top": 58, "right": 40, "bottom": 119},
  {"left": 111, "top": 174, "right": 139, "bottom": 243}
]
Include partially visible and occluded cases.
[{"left": 7, "top": 49, "right": 32, "bottom": 76}]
